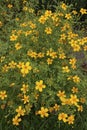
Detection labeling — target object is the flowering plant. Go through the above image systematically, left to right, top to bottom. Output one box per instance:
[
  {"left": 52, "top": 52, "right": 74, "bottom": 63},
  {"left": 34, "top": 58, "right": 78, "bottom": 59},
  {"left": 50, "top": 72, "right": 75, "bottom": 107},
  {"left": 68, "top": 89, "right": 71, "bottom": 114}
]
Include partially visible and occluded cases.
[{"left": 0, "top": 1, "right": 87, "bottom": 130}]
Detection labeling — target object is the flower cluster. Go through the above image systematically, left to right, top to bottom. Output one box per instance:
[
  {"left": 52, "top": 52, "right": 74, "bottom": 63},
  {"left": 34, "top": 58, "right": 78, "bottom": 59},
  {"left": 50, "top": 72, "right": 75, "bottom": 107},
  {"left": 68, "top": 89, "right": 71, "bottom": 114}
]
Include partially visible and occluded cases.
[{"left": 0, "top": 1, "right": 87, "bottom": 129}]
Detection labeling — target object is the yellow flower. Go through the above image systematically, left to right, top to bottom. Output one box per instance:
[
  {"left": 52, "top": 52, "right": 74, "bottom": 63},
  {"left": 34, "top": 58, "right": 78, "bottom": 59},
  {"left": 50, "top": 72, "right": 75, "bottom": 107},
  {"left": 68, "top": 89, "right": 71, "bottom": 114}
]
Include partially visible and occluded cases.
[
  {"left": 61, "top": 3, "right": 67, "bottom": 10},
  {"left": 8, "top": 4, "right": 13, "bottom": 8},
  {"left": 23, "top": 6, "right": 28, "bottom": 11},
  {"left": 80, "top": 8, "right": 87, "bottom": 15},
  {"left": 44, "top": 10, "right": 52, "bottom": 17},
  {"left": 72, "top": 10, "right": 77, "bottom": 15},
  {"left": 65, "top": 13, "right": 72, "bottom": 19},
  {"left": 38, "top": 15, "right": 47, "bottom": 24},
  {"left": 15, "top": 18, "right": 20, "bottom": 21},
  {"left": 0, "top": 21, "right": 3, "bottom": 27},
  {"left": 30, "top": 23, "right": 36, "bottom": 29},
  {"left": 45, "top": 27, "right": 52, "bottom": 34},
  {"left": 25, "top": 30, "right": 32, "bottom": 36},
  {"left": 60, "top": 33, "right": 66, "bottom": 40},
  {"left": 10, "top": 34, "right": 18, "bottom": 41},
  {"left": 15, "top": 43, "right": 22, "bottom": 50},
  {"left": 72, "top": 44, "right": 80, "bottom": 52},
  {"left": 84, "top": 45, "right": 87, "bottom": 51},
  {"left": 27, "top": 50, "right": 37, "bottom": 59},
  {"left": 50, "top": 52, "right": 57, "bottom": 59},
  {"left": 59, "top": 53, "right": 66, "bottom": 59},
  {"left": 0, "top": 56, "right": 5, "bottom": 62},
  {"left": 47, "top": 58, "right": 53, "bottom": 65},
  {"left": 69, "top": 58, "right": 77, "bottom": 65},
  {"left": 8, "top": 61, "right": 17, "bottom": 68},
  {"left": 17, "top": 62, "right": 24, "bottom": 69},
  {"left": 20, "top": 62, "right": 32, "bottom": 76},
  {"left": 2, "top": 64, "right": 9, "bottom": 72},
  {"left": 62, "top": 66, "right": 70, "bottom": 73},
  {"left": 72, "top": 75, "right": 80, "bottom": 83},
  {"left": 35, "top": 80, "right": 46, "bottom": 92},
  {"left": 10, "top": 83, "right": 15, "bottom": 87},
  {"left": 21, "top": 84, "right": 29, "bottom": 94},
  {"left": 71, "top": 87, "right": 78, "bottom": 93},
  {"left": 57, "top": 90, "right": 66, "bottom": 99},
  {"left": 0, "top": 91, "right": 7, "bottom": 100},
  {"left": 70, "top": 94, "right": 79, "bottom": 106},
  {"left": 22, "top": 95, "right": 29, "bottom": 104},
  {"left": 61, "top": 98, "right": 71, "bottom": 105},
  {"left": 80, "top": 98, "right": 86, "bottom": 103},
  {"left": 53, "top": 104, "right": 60, "bottom": 111},
  {"left": 77, "top": 105, "right": 83, "bottom": 112},
  {"left": 16, "top": 106, "right": 25, "bottom": 117},
  {"left": 38, "top": 107, "right": 49, "bottom": 118},
  {"left": 58, "top": 113, "right": 68, "bottom": 122},
  {"left": 67, "top": 115, "right": 74, "bottom": 124},
  {"left": 12, "top": 116, "right": 21, "bottom": 126}
]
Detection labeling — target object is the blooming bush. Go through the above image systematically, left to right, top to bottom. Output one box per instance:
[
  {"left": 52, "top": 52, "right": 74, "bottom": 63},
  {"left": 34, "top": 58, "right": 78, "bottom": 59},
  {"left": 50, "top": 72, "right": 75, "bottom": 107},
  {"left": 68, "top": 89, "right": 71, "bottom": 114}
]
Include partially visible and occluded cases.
[{"left": 0, "top": 1, "right": 87, "bottom": 130}]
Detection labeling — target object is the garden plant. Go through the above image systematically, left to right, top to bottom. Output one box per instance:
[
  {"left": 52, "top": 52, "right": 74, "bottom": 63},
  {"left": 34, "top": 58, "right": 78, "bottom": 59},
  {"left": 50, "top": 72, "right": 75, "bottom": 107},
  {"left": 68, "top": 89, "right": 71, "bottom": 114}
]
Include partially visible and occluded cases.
[{"left": 0, "top": 0, "right": 87, "bottom": 130}]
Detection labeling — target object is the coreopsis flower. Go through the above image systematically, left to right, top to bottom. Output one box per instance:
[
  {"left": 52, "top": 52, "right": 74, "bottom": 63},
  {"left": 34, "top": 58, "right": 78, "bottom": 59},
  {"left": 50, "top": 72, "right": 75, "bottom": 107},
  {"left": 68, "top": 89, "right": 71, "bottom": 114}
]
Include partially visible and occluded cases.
[
  {"left": 61, "top": 3, "right": 67, "bottom": 10},
  {"left": 8, "top": 4, "right": 13, "bottom": 8},
  {"left": 23, "top": 6, "right": 28, "bottom": 11},
  {"left": 80, "top": 8, "right": 87, "bottom": 15},
  {"left": 44, "top": 10, "right": 52, "bottom": 17},
  {"left": 72, "top": 10, "right": 78, "bottom": 15},
  {"left": 65, "top": 13, "right": 72, "bottom": 19},
  {"left": 38, "top": 15, "right": 47, "bottom": 24},
  {"left": 15, "top": 17, "right": 20, "bottom": 21},
  {"left": 0, "top": 21, "right": 3, "bottom": 27},
  {"left": 30, "top": 23, "right": 36, "bottom": 29},
  {"left": 45, "top": 27, "right": 52, "bottom": 34},
  {"left": 60, "top": 33, "right": 66, "bottom": 40},
  {"left": 10, "top": 34, "right": 18, "bottom": 41},
  {"left": 15, "top": 43, "right": 22, "bottom": 50},
  {"left": 72, "top": 44, "right": 80, "bottom": 52},
  {"left": 84, "top": 45, "right": 87, "bottom": 51},
  {"left": 27, "top": 50, "right": 37, "bottom": 59},
  {"left": 37, "top": 52, "right": 44, "bottom": 58},
  {"left": 50, "top": 52, "right": 57, "bottom": 59},
  {"left": 59, "top": 53, "right": 66, "bottom": 59},
  {"left": 0, "top": 56, "right": 5, "bottom": 62},
  {"left": 47, "top": 58, "right": 53, "bottom": 65},
  {"left": 69, "top": 58, "right": 77, "bottom": 65},
  {"left": 8, "top": 61, "right": 17, "bottom": 68},
  {"left": 17, "top": 62, "right": 24, "bottom": 69},
  {"left": 20, "top": 62, "right": 32, "bottom": 76},
  {"left": 2, "top": 64, "right": 9, "bottom": 72},
  {"left": 62, "top": 66, "right": 70, "bottom": 73},
  {"left": 72, "top": 75, "right": 80, "bottom": 83},
  {"left": 35, "top": 80, "right": 46, "bottom": 92},
  {"left": 21, "top": 84, "right": 29, "bottom": 94},
  {"left": 71, "top": 87, "right": 78, "bottom": 93},
  {"left": 57, "top": 90, "right": 66, "bottom": 99},
  {"left": 0, "top": 91, "right": 7, "bottom": 100},
  {"left": 70, "top": 94, "right": 79, "bottom": 106},
  {"left": 22, "top": 95, "right": 29, "bottom": 104},
  {"left": 61, "top": 98, "right": 71, "bottom": 105},
  {"left": 80, "top": 98, "right": 86, "bottom": 103},
  {"left": 53, "top": 104, "right": 60, "bottom": 111},
  {"left": 77, "top": 105, "right": 83, "bottom": 112},
  {"left": 16, "top": 106, "right": 25, "bottom": 117},
  {"left": 38, "top": 107, "right": 49, "bottom": 118},
  {"left": 58, "top": 113, "right": 68, "bottom": 122},
  {"left": 67, "top": 115, "right": 74, "bottom": 124},
  {"left": 12, "top": 116, "right": 21, "bottom": 126}
]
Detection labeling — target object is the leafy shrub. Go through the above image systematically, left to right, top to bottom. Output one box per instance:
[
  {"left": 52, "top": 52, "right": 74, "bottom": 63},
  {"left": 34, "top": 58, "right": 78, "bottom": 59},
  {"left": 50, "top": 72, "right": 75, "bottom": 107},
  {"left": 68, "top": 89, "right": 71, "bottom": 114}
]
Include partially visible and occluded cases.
[{"left": 0, "top": 1, "right": 87, "bottom": 130}]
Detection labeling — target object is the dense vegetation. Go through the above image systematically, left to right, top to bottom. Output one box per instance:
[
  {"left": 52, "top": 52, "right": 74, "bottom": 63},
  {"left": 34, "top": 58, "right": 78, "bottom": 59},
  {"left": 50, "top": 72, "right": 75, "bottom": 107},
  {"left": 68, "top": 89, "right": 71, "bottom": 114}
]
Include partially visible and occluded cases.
[{"left": 0, "top": 0, "right": 87, "bottom": 130}]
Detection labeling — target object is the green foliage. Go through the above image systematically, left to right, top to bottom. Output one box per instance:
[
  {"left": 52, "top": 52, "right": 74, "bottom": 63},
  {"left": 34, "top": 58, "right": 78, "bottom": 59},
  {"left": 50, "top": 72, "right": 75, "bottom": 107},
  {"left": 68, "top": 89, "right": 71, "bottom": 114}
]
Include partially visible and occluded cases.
[{"left": 0, "top": 1, "right": 87, "bottom": 130}]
